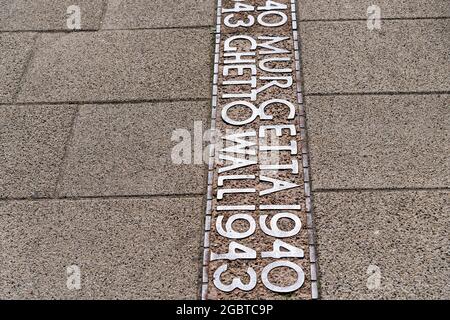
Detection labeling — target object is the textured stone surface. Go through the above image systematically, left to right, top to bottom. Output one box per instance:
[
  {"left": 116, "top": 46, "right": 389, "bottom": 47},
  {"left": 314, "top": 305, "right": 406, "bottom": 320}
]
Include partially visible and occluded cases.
[
  {"left": 0, "top": 0, "right": 105, "bottom": 31},
  {"left": 103, "top": 0, "right": 215, "bottom": 29},
  {"left": 297, "top": 0, "right": 450, "bottom": 20},
  {"left": 300, "top": 20, "right": 450, "bottom": 94},
  {"left": 18, "top": 29, "right": 212, "bottom": 103},
  {"left": 0, "top": 33, "right": 36, "bottom": 103},
  {"left": 306, "top": 94, "right": 450, "bottom": 190},
  {"left": 58, "top": 101, "right": 208, "bottom": 197},
  {"left": 0, "top": 105, "right": 77, "bottom": 199},
  {"left": 314, "top": 190, "right": 450, "bottom": 300},
  {"left": 0, "top": 197, "right": 203, "bottom": 299}
]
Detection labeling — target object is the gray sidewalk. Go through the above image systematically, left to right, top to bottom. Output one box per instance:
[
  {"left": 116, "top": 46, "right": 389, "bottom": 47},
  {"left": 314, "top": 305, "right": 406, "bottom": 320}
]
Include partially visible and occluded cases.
[
  {"left": 0, "top": 0, "right": 448, "bottom": 299},
  {"left": 298, "top": 1, "right": 449, "bottom": 299}
]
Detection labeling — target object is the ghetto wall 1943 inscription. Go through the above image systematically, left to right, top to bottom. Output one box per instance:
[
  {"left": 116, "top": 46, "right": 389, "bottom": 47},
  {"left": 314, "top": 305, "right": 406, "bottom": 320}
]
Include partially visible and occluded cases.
[{"left": 202, "top": 0, "right": 318, "bottom": 300}]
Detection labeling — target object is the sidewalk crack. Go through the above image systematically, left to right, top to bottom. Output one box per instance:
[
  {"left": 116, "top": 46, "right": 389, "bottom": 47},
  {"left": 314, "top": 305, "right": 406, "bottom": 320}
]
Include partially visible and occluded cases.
[
  {"left": 12, "top": 33, "right": 39, "bottom": 103},
  {"left": 53, "top": 105, "right": 81, "bottom": 197}
]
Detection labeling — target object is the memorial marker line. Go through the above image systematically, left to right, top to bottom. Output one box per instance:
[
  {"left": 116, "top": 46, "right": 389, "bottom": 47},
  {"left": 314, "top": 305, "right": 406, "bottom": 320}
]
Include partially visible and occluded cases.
[{"left": 201, "top": 0, "right": 319, "bottom": 300}]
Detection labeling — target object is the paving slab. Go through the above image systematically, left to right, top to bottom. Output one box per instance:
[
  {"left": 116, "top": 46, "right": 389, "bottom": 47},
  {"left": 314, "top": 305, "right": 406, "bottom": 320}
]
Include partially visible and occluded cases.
[
  {"left": 0, "top": 0, "right": 105, "bottom": 31},
  {"left": 103, "top": 0, "right": 215, "bottom": 29},
  {"left": 298, "top": 0, "right": 450, "bottom": 20},
  {"left": 299, "top": 19, "right": 450, "bottom": 94},
  {"left": 17, "top": 29, "right": 212, "bottom": 103},
  {"left": 0, "top": 33, "right": 36, "bottom": 103},
  {"left": 306, "top": 94, "right": 450, "bottom": 190},
  {"left": 58, "top": 101, "right": 208, "bottom": 197},
  {"left": 0, "top": 104, "right": 77, "bottom": 199},
  {"left": 314, "top": 190, "right": 449, "bottom": 300},
  {"left": 0, "top": 196, "right": 203, "bottom": 299}
]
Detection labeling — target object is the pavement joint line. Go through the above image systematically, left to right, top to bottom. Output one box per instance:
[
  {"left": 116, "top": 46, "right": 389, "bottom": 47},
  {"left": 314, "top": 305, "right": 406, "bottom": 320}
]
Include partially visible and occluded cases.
[
  {"left": 299, "top": 16, "right": 450, "bottom": 23},
  {"left": 1, "top": 17, "right": 447, "bottom": 35},
  {"left": 0, "top": 25, "right": 214, "bottom": 34},
  {"left": 12, "top": 33, "right": 40, "bottom": 103},
  {"left": 305, "top": 91, "right": 450, "bottom": 97},
  {"left": 0, "top": 97, "right": 210, "bottom": 107},
  {"left": 54, "top": 105, "right": 80, "bottom": 197},
  {"left": 314, "top": 187, "right": 450, "bottom": 193},
  {"left": 0, "top": 193, "right": 205, "bottom": 203}
]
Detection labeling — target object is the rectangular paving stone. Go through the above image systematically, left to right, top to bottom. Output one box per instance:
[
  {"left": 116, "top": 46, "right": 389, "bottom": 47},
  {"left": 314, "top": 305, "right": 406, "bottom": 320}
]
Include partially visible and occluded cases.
[
  {"left": 0, "top": 0, "right": 105, "bottom": 31},
  {"left": 103, "top": 0, "right": 215, "bottom": 29},
  {"left": 298, "top": 0, "right": 450, "bottom": 20},
  {"left": 299, "top": 20, "right": 450, "bottom": 94},
  {"left": 17, "top": 29, "right": 212, "bottom": 103},
  {"left": 0, "top": 33, "right": 36, "bottom": 103},
  {"left": 306, "top": 94, "right": 449, "bottom": 190},
  {"left": 58, "top": 101, "right": 208, "bottom": 197},
  {"left": 0, "top": 104, "right": 77, "bottom": 199},
  {"left": 314, "top": 190, "right": 449, "bottom": 300},
  {"left": 0, "top": 196, "right": 203, "bottom": 299}
]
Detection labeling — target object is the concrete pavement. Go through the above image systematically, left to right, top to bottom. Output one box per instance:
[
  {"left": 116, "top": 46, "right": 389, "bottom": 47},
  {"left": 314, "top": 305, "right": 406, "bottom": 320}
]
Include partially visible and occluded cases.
[
  {"left": 297, "top": 1, "right": 449, "bottom": 299},
  {"left": 0, "top": 197, "right": 203, "bottom": 299}
]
